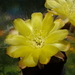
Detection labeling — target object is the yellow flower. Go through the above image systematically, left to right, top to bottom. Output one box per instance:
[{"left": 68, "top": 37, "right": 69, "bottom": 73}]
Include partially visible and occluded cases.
[
  {"left": 45, "top": 0, "right": 75, "bottom": 26},
  {"left": 5, "top": 12, "right": 70, "bottom": 69}
]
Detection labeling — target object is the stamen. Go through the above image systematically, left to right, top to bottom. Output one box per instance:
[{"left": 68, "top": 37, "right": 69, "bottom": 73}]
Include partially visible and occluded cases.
[{"left": 31, "top": 36, "right": 44, "bottom": 49}]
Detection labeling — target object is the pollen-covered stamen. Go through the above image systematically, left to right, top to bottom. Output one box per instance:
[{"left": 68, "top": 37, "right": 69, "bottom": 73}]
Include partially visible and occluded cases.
[{"left": 31, "top": 36, "right": 44, "bottom": 49}]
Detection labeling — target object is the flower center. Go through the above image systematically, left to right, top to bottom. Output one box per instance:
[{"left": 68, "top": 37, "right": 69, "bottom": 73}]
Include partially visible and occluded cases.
[{"left": 31, "top": 36, "right": 44, "bottom": 49}]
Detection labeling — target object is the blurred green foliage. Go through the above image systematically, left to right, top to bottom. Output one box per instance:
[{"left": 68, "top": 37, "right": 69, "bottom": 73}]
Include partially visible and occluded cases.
[
  {"left": 64, "top": 32, "right": 75, "bottom": 75},
  {"left": 0, "top": 47, "right": 21, "bottom": 75},
  {"left": 65, "top": 52, "right": 75, "bottom": 75}
]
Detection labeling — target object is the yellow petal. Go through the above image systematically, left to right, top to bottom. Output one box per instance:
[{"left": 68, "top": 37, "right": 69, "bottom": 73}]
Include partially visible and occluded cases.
[
  {"left": 45, "top": 0, "right": 61, "bottom": 8},
  {"left": 45, "top": 0, "right": 69, "bottom": 16},
  {"left": 56, "top": 0, "right": 67, "bottom": 4},
  {"left": 57, "top": 0, "right": 69, "bottom": 15},
  {"left": 67, "top": 0, "right": 73, "bottom": 7},
  {"left": 45, "top": 2, "right": 51, "bottom": 9},
  {"left": 68, "top": 12, "right": 75, "bottom": 26},
  {"left": 31, "top": 13, "right": 43, "bottom": 35},
  {"left": 42, "top": 13, "right": 54, "bottom": 37},
  {"left": 14, "top": 18, "right": 33, "bottom": 37},
  {"left": 25, "top": 19, "right": 33, "bottom": 31},
  {"left": 50, "top": 19, "right": 65, "bottom": 33},
  {"left": 45, "top": 29, "right": 68, "bottom": 43},
  {"left": 5, "top": 34, "right": 29, "bottom": 45},
  {"left": 51, "top": 41, "right": 70, "bottom": 51},
  {"left": 39, "top": 45, "right": 59, "bottom": 64},
  {"left": 42, "top": 45, "right": 59, "bottom": 57},
  {"left": 6, "top": 46, "right": 34, "bottom": 58},
  {"left": 31, "top": 49, "right": 41, "bottom": 64},
  {"left": 32, "top": 49, "right": 41, "bottom": 58},
  {"left": 18, "top": 54, "right": 37, "bottom": 68},
  {"left": 39, "top": 54, "right": 50, "bottom": 64}
]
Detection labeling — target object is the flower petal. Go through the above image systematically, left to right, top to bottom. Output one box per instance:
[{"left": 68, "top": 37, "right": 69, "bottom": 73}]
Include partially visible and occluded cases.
[
  {"left": 45, "top": 0, "right": 61, "bottom": 8},
  {"left": 45, "top": 0, "right": 69, "bottom": 16},
  {"left": 56, "top": 0, "right": 69, "bottom": 15},
  {"left": 57, "top": 0, "right": 67, "bottom": 4},
  {"left": 67, "top": 0, "right": 74, "bottom": 7},
  {"left": 45, "top": 2, "right": 51, "bottom": 9},
  {"left": 31, "top": 13, "right": 43, "bottom": 35},
  {"left": 41, "top": 13, "right": 54, "bottom": 37},
  {"left": 14, "top": 18, "right": 33, "bottom": 37},
  {"left": 25, "top": 19, "right": 33, "bottom": 31},
  {"left": 50, "top": 19, "right": 65, "bottom": 33},
  {"left": 45, "top": 29, "right": 68, "bottom": 43},
  {"left": 5, "top": 34, "right": 29, "bottom": 45},
  {"left": 51, "top": 41, "right": 70, "bottom": 51},
  {"left": 39, "top": 45, "right": 59, "bottom": 64},
  {"left": 43, "top": 45, "right": 59, "bottom": 57},
  {"left": 6, "top": 46, "right": 34, "bottom": 58},
  {"left": 31, "top": 49, "right": 41, "bottom": 64},
  {"left": 32, "top": 49, "right": 41, "bottom": 58},
  {"left": 18, "top": 54, "right": 37, "bottom": 68},
  {"left": 39, "top": 54, "right": 50, "bottom": 64}
]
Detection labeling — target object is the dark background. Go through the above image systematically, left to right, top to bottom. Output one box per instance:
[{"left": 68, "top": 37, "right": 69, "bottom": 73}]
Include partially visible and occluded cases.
[{"left": 0, "top": 0, "right": 46, "bottom": 18}]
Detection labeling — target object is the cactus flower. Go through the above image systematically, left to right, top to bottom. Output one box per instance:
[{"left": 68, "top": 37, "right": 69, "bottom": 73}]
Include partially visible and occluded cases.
[
  {"left": 45, "top": 0, "right": 75, "bottom": 26},
  {"left": 5, "top": 12, "right": 69, "bottom": 69}
]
